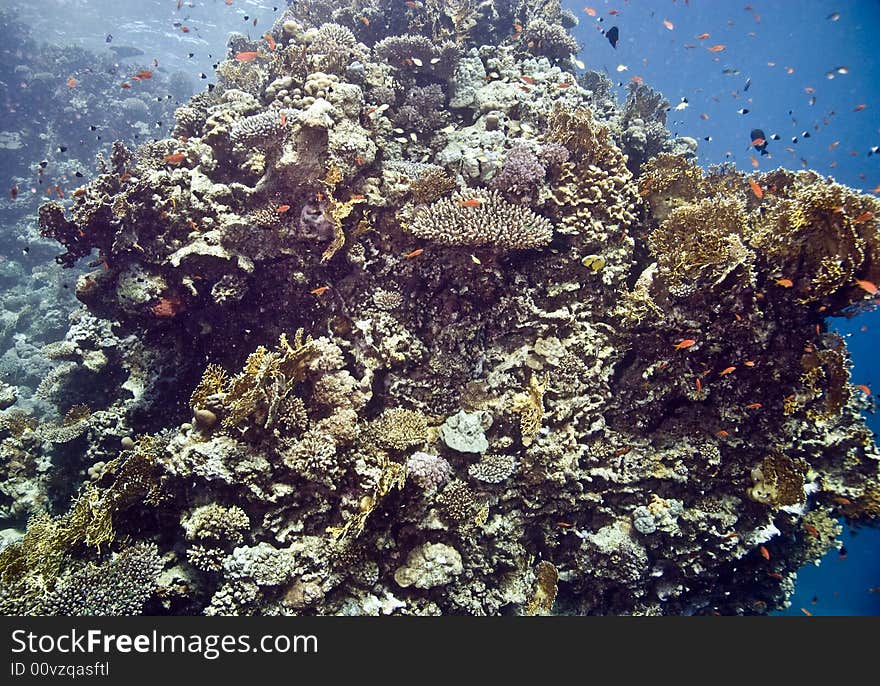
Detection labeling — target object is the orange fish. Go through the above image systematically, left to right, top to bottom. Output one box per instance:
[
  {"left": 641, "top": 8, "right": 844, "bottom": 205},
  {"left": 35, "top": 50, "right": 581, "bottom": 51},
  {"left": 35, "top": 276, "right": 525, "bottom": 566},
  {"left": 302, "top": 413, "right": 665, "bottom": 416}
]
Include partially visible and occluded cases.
[
  {"left": 225, "top": 0, "right": 233, "bottom": 4},
  {"left": 585, "top": 7, "right": 597, "bottom": 16},
  {"left": 608, "top": 9, "right": 619, "bottom": 15},
  {"left": 360, "top": 16, "right": 370, "bottom": 25},
  {"left": 663, "top": 19, "right": 674, "bottom": 30},
  {"left": 181, "top": 25, "right": 190, "bottom": 33},
  {"left": 696, "top": 32, "right": 710, "bottom": 39},
  {"left": 264, "top": 33, "right": 276, "bottom": 51},
  {"left": 707, "top": 44, "right": 727, "bottom": 52},
  {"left": 235, "top": 51, "right": 260, "bottom": 62},
  {"left": 133, "top": 70, "right": 153, "bottom": 80},
  {"left": 521, "top": 75, "right": 537, "bottom": 85},
  {"left": 67, "top": 77, "right": 77, "bottom": 88},
  {"left": 557, "top": 81, "right": 572, "bottom": 88},
  {"left": 120, "top": 82, "right": 132, "bottom": 89},
  {"left": 804, "top": 87, "right": 815, "bottom": 94},
  {"left": 853, "top": 103, "right": 868, "bottom": 112},
  {"left": 751, "top": 137, "right": 766, "bottom": 147},
  {"left": 828, "top": 140, "right": 840, "bottom": 151},
  {"left": 164, "top": 152, "right": 186, "bottom": 165},
  {"left": 750, "top": 156, "right": 759, "bottom": 169},
  {"left": 749, "top": 179, "right": 764, "bottom": 200},
  {"left": 10, "top": 185, "right": 18, "bottom": 200},
  {"left": 54, "top": 185, "right": 64, "bottom": 198},
  {"left": 459, "top": 198, "right": 482, "bottom": 208},
  {"left": 276, "top": 204, "right": 291, "bottom": 214},
  {"left": 853, "top": 211, "right": 874, "bottom": 223},
  {"left": 404, "top": 248, "right": 424, "bottom": 259},
  {"left": 775, "top": 278, "right": 794, "bottom": 288},
  {"left": 855, "top": 279, "right": 879, "bottom": 295},
  {"left": 310, "top": 285, "right": 330, "bottom": 296},
  {"left": 673, "top": 338, "right": 697, "bottom": 350},
  {"left": 743, "top": 360, "right": 756, "bottom": 367},
  {"left": 719, "top": 366, "right": 736, "bottom": 376},
  {"left": 695, "top": 377, "right": 703, "bottom": 393},
  {"left": 856, "top": 384, "right": 872, "bottom": 396},
  {"left": 745, "top": 402, "right": 762, "bottom": 410},
  {"left": 715, "top": 429, "right": 730, "bottom": 437},
  {"left": 833, "top": 496, "right": 852, "bottom": 506},
  {"left": 556, "top": 521, "right": 572, "bottom": 528},
  {"left": 804, "top": 524, "right": 820, "bottom": 538},
  {"left": 759, "top": 545, "right": 770, "bottom": 560},
  {"left": 767, "top": 572, "right": 784, "bottom": 580},
  {"left": 801, "top": 608, "right": 813, "bottom": 616}
]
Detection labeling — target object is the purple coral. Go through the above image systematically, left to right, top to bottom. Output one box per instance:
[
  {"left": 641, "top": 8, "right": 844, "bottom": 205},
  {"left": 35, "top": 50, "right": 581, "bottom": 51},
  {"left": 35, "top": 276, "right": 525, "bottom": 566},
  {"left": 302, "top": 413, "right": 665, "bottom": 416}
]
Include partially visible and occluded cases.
[
  {"left": 538, "top": 142, "right": 570, "bottom": 168},
  {"left": 489, "top": 145, "right": 547, "bottom": 204},
  {"left": 406, "top": 452, "right": 453, "bottom": 493}
]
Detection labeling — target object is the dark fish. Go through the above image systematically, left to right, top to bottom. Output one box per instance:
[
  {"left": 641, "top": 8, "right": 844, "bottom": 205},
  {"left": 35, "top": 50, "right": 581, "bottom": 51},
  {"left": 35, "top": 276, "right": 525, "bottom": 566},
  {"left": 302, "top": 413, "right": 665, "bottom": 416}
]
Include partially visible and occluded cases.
[
  {"left": 827, "top": 11, "right": 840, "bottom": 21},
  {"left": 605, "top": 26, "right": 619, "bottom": 48},
  {"left": 105, "top": 33, "right": 113, "bottom": 43},
  {"left": 108, "top": 45, "right": 145, "bottom": 59},
  {"left": 722, "top": 68, "right": 740, "bottom": 75},
  {"left": 744, "top": 77, "right": 751, "bottom": 91},
  {"left": 737, "top": 108, "right": 749, "bottom": 114},
  {"left": 750, "top": 128, "right": 769, "bottom": 155},
  {"left": 770, "top": 133, "right": 780, "bottom": 140},
  {"left": 703, "top": 136, "right": 712, "bottom": 141},
  {"left": 58, "top": 145, "right": 67, "bottom": 153},
  {"left": 868, "top": 146, "right": 879, "bottom": 156},
  {"left": 75, "top": 171, "right": 83, "bottom": 177}
]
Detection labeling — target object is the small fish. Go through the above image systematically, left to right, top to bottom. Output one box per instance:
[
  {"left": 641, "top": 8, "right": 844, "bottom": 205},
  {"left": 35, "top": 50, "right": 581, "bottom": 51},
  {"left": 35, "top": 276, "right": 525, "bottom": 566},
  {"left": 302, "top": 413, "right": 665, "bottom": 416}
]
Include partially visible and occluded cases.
[
  {"left": 584, "top": 7, "right": 597, "bottom": 16},
  {"left": 827, "top": 11, "right": 841, "bottom": 21},
  {"left": 359, "top": 16, "right": 370, "bottom": 26},
  {"left": 663, "top": 19, "right": 674, "bottom": 30},
  {"left": 181, "top": 25, "right": 190, "bottom": 33},
  {"left": 605, "top": 26, "right": 619, "bottom": 48},
  {"left": 696, "top": 32, "right": 710, "bottom": 39},
  {"left": 106, "top": 33, "right": 113, "bottom": 43},
  {"left": 264, "top": 33, "right": 276, "bottom": 51},
  {"left": 707, "top": 44, "right": 727, "bottom": 52},
  {"left": 235, "top": 51, "right": 260, "bottom": 62},
  {"left": 616, "top": 64, "right": 628, "bottom": 72},
  {"left": 133, "top": 70, "right": 153, "bottom": 80},
  {"left": 521, "top": 75, "right": 537, "bottom": 85},
  {"left": 67, "top": 77, "right": 77, "bottom": 88},
  {"left": 744, "top": 77, "right": 751, "bottom": 91},
  {"left": 557, "top": 81, "right": 572, "bottom": 88},
  {"left": 120, "top": 82, "right": 132, "bottom": 89},
  {"left": 673, "top": 97, "right": 689, "bottom": 111},
  {"left": 854, "top": 103, "right": 868, "bottom": 112},
  {"left": 737, "top": 108, "right": 750, "bottom": 115},
  {"left": 279, "top": 112, "right": 287, "bottom": 127},
  {"left": 164, "top": 152, "right": 186, "bottom": 165},
  {"left": 749, "top": 179, "right": 764, "bottom": 198},
  {"left": 10, "top": 185, "right": 18, "bottom": 200},
  {"left": 459, "top": 198, "right": 482, "bottom": 207},
  {"left": 276, "top": 204, "right": 291, "bottom": 214},
  {"left": 853, "top": 211, "right": 874, "bottom": 223},
  {"left": 404, "top": 248, "right": 424, "bottom": 259},
  {"left": 855, "top": 279, "right": 879, "bottom": 295},
  {"left": 310, "top": 285, "right": 330, "bottom": 295},
  {"left": 673, "top": 338, "right": 697, "bottom": 350},
  {"left": 743, "top": 360, "right": 756, "bottom": 367},
  {"left": 718, "top": 366, "right": 736, "bottom": 376},
  {"left": 695, "top": 377, "right": 702, "bottom": 392},
  {"left": 856, "top": 384, "right": 871, "bottom": 396},
  {"left": 745, "top": 402, "right": 762, "bottom": 410},
  {"left": 716, "top": 429, "right": 730, "bottom": 437},
  {"left": 556, "top": 521, "right": 573, "bottom": 528},
  {"left": 804, "top": 524, "right": 820, "bottom": 538},
  {"left": 759, "top": 545, "right": 770, "bottom": 560},
  {"left": 767, "top": 572, "right": 784, "bottom": 580},
  {"left": 800, "top": 608, "right": 813, "bottom": 616}
]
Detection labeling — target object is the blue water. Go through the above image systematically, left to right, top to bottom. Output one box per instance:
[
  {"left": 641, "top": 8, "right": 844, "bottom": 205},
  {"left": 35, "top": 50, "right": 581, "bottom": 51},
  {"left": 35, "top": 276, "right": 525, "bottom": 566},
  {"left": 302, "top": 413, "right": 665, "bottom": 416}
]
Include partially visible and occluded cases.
[
  {"left": 1, "top": 0, "right": 877, "bottom": 614},
  {"left": 567, "top": 0, "right": 880, "bottom": 615}
]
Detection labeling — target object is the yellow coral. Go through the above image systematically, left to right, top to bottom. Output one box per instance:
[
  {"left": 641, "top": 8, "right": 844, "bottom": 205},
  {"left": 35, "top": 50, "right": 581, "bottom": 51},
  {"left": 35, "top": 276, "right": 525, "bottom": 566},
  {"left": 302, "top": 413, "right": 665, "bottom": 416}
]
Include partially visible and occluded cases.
[
  {"left": 511, "top": 373, "right": 548, "bottom": 447},
  {"left": 524, "top": 560, "right": 558, "bottom": 615}
]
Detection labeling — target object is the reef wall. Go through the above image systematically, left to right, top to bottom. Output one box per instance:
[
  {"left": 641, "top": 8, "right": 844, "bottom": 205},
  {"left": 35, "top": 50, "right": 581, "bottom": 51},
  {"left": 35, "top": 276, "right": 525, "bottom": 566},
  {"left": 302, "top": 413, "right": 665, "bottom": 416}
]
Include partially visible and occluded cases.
[{"left": 1, "top": 0, "right": 879, "bottom": 616}]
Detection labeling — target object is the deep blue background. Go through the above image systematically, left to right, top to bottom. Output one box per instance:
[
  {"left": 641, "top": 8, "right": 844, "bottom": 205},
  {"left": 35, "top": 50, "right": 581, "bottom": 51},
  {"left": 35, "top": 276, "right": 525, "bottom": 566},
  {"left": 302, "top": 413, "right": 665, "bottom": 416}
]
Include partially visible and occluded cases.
[{"left": 567, "top": 0, "right": 880, "bottom": 615}]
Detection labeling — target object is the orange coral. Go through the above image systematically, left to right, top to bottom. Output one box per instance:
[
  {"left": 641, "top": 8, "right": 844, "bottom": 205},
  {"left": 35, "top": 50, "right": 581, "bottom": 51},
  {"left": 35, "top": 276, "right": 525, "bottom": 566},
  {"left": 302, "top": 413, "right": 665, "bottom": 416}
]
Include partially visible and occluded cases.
[{"left": 151, "top": 296, "right": 185, "bottom": 318}]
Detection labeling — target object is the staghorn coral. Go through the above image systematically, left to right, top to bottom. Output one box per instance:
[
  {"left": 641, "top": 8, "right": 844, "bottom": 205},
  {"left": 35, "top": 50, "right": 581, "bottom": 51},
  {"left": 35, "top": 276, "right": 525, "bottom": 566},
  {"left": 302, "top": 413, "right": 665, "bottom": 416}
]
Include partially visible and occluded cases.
[{"left": 407, "top": 188, "right": 553, "bottom": 249}]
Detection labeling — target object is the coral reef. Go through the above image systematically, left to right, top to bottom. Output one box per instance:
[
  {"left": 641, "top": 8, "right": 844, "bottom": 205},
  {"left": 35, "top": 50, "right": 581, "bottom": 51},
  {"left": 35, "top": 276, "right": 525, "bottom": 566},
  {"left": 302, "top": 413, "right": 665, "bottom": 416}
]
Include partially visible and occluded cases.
[{"left": 1, "top": 1, "right": 878, "bottom": 618}]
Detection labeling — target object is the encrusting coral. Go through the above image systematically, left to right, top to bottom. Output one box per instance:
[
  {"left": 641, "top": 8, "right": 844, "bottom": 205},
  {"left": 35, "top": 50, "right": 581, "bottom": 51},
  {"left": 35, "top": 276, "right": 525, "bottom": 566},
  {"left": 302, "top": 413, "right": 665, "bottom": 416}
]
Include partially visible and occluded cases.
[{"left": 3, "top": 0, "right": 878, "bottom": 618}]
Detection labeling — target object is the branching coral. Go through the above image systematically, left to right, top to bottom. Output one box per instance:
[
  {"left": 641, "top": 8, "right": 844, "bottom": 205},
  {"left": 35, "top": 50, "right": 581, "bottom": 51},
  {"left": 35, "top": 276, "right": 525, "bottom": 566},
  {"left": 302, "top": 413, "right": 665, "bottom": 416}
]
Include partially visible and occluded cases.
[{"left": 407, "top": 188, "right": 554, "bottom": 249}]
